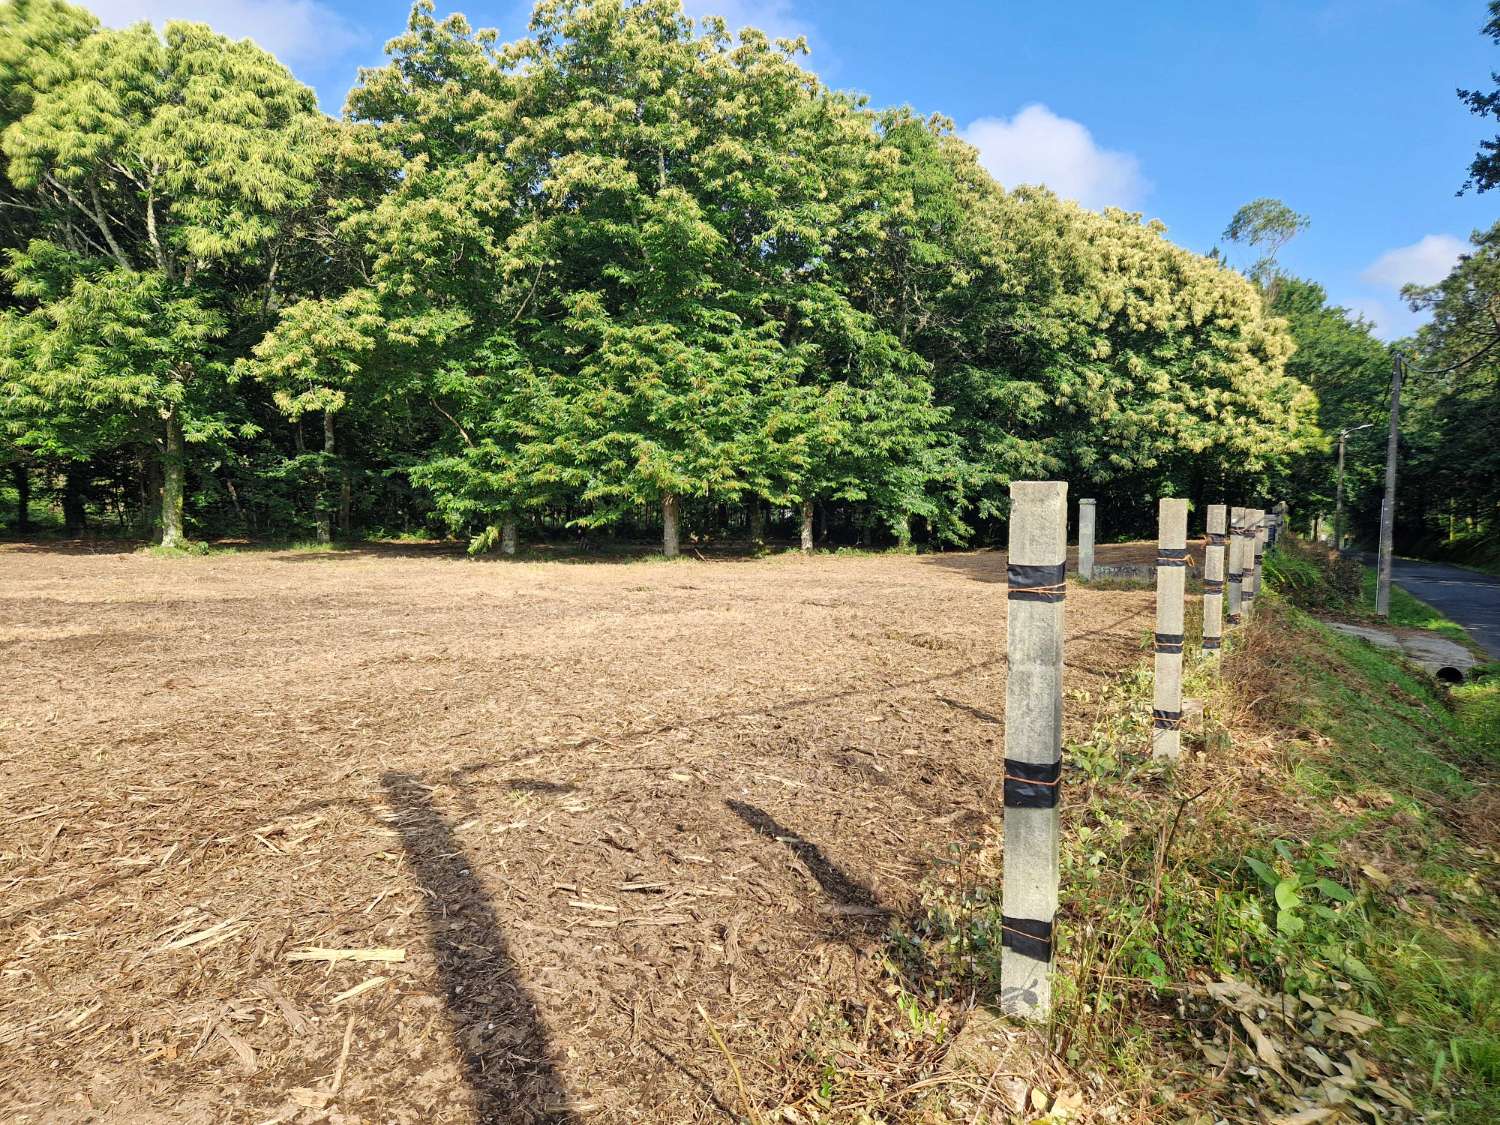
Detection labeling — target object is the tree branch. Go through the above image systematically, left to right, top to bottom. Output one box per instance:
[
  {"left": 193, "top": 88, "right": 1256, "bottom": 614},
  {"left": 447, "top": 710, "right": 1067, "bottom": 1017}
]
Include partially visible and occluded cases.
[
  {"left": 44, "top": 174, "right": 131, "bottom": 269},
  {"left": 429, "top": 397, "right": 475, "bottom": 447}
]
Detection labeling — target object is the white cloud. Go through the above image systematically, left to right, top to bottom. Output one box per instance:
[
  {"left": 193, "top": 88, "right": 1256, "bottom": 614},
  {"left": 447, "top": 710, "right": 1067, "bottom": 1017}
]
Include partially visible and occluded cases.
[
  {"left": 88, "top": 0, "right": 361, "bottom": 67},
  {"left": 678, "top": 0, "right": 814, "bottom": 43},
  {"left": 960, "top": 104, "right": 1147, "bottom": 211},
  {"left": 1360, "top": 234, "right": 1466, "bottom": 290},
  {"left": 1343, "top": 295, "right": 1430, "bottom": 343},
  {"left": 1344, "top": 297, "right": 1396, "bottom": 339}
]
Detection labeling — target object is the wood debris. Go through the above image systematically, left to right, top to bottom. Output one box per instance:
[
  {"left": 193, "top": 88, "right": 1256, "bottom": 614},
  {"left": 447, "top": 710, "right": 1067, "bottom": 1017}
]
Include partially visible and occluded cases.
[{"left": 285, "top": 947, "right": 406, "bottom": 964}]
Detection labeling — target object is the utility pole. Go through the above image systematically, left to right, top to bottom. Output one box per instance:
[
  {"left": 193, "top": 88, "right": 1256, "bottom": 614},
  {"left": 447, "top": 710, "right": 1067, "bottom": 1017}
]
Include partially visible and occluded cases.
[
  {"left": 1375, "top": 354, "right": 1404, "bottom": 618},
  {"left": 1333, "top": 422, "right": 1372, "bottom": 552}
]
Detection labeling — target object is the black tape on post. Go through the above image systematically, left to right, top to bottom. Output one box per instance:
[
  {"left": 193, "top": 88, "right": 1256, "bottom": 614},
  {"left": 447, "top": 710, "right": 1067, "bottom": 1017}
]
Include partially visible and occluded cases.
[
  {"left": 1007, "top": 561, "right": 1067, "bottom": 603},
  {"left": 1004, "top": 757, "right": 1061, "bottom": 809},
  {"left": 1001, "top": 915, "right": 1054, "bottom": 964}
]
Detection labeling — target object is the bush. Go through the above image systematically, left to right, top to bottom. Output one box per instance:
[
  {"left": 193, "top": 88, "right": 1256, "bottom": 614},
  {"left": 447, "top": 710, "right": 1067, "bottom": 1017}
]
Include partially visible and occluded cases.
[{"left": 1263, "top": 536, "right": 1362, "bottom": 611}]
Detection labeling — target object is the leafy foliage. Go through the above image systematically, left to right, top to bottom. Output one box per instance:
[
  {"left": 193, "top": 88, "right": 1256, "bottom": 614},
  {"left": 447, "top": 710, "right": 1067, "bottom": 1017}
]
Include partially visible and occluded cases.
[
  {"left": 4, "top": 1, "right": 1330, "bottom": 550},
  {"left": 1460, "top": 1, "right": 1500, "bottom": 194},
  {"left": 0, "top": 9, "right": 326, "bottom": 543},
  {"left": 1223, "top": 196, "right": 1309, "bottom": 291},
  {"left": 1397, "top": 222, "right": 1500, "bottom": 544}
]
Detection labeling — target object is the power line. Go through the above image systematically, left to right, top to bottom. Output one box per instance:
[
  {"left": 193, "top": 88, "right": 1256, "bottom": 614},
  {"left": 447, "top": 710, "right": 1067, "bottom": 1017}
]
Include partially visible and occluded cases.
[{"left": 1396, "top": 333, "right": 1500, "bottom": 378}]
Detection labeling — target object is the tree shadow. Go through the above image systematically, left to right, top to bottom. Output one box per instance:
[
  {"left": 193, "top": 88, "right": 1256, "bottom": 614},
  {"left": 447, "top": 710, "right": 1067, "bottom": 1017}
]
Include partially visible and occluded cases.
[
  {"left": 1, "top": 536, "right": 142, "bottom": 556},
  {"left": 260, "top": 539, "right": 785, "bottom": 566},
  {"left": 260, "top": 541, "right": 465, "bottom": 562},
  {"left": 919, "top": 542, "right": 1176, "bottom": 586},
  {"left": 915, "top": 546, "right": 1104, "bottom": 584},
  {"left": 916, "top": 548, "right": 1010, "bottom": 584},
  {"left": 380, "top": 771, "right": 576, "bottom": 1123}
]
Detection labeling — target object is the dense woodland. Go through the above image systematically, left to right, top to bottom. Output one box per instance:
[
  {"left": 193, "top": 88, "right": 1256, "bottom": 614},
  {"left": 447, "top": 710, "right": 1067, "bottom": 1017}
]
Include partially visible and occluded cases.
[{"left": 0, "top": 0, "right": 1496, "bottom": 555}]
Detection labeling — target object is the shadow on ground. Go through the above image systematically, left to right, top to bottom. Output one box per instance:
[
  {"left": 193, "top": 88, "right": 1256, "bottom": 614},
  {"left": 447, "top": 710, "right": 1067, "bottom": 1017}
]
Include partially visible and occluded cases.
[
  {"left": 0, "top": 536, "right": 142, "bottom": 555},
  {"left": 268, "top": 540, "right": 798, "bottom": 565},
  {"left": 917, "top": 549, "right": 1009, "bottom": 584},
  {"left": 380, "top": 772, "right": 577, "bottom": 1123},
  {"left": 726, "top": 800, "right": 890, "bottom": 929}
]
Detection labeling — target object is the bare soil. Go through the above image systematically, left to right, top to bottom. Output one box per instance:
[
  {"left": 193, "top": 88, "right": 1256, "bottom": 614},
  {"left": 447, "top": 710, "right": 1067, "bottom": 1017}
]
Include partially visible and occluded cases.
[{"left": 0, "top": 542, "right": 1157, "bottom": 1123}]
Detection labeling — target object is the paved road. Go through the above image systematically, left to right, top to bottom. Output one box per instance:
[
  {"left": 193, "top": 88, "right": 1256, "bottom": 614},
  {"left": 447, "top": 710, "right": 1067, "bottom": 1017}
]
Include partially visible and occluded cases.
[{"left": 1379, "top": 556, "right": 1500, "bottom": 660}]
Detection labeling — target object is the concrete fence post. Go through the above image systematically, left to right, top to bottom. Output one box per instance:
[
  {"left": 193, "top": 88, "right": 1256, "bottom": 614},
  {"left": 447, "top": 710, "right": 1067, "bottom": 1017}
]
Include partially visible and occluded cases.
[
  {"left": 1000, "top": 480, "right": 1067, "bottom": 1019},
  {"left": 1078, "top": 498, "right": 1096, "bottom": 581},
  {"left": 1153, "top": 498, "right": 1188, "bottom": 760},
  {"left": 1203, "top": 504, "right": 1226, "bottom": 654},
  {"left": 1227, "top": 507, "right": 1247, "bottom": 625},
  {"left": 1241, "top": 508, "right": 1262, "bottom": 615},
  {"left": 1250, "top": 508, "right": 1268, "bottom": 609}
]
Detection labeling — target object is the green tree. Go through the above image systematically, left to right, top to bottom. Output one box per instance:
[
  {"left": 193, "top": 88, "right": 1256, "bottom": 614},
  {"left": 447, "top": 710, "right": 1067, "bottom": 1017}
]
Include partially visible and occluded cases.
[
  {"left": 0, "top": 0, "right": 97, "bottom": 529},
  {"left": 0, "top": 0, "right": 95, "bottom": 271},
  {"left": 3, "top": 0, "right": 1337, "bottom": 550},
  {"left": 506, "top": 0, "right": 930, "bottom": 554},
  {"left": 267, "top": 1, "right": 551, "bottom": 553},
  {"left": 1459, "top": 1, "right": 1500, "bottom": 194},
  {"left": 0, "top": 18, "right": 325, "bottom": 545},
  {"left": 1223, "top": 197, "right": 1309, "bottom": 295},
  {"left": 1400, "top": 222, "right": 1500, "bottom": 539},
  {"left": 1270, "top": 276, "right": 1390, "bottom": 536},
  {"left": 244, "top": 289, "right": 395, "bottom": 543}
]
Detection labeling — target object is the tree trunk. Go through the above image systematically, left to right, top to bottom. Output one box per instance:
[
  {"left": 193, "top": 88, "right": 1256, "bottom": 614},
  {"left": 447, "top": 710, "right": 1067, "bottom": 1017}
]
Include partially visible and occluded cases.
[
  {"left": 161, "top": 410, "right": 186, "bottom": 548},
  {"left": 316, "top": 410, "right": 335, "bottom": 545},
  {"left": 12, "top": 464, "right": 31, "bottom": 532},
  {"left": 63, "top": 466, "right": 87, "bottom": 537},
  {"left": 339, "top": 471, "right": 352, "bottom": 536},
  {"left": 224, "top": 475, "right": 244, "bottom": 527},
  {"left": 662, "top": 493, "right": 680, "bottom": 558},
  {"left": 748, "top": 500, "right": 765, "bottom": 546},
  {"left": 800, "top": 500, "right": 814, "bottom": 552},
  {"left": 501, "top": 517, "right": 518, "bottom": 556}
]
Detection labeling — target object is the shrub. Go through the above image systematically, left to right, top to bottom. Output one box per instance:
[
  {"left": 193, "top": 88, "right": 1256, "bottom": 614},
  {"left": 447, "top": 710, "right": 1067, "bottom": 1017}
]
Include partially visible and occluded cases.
[{"left": 1264, "top": 536, "right": 1361, "bottom": 611}]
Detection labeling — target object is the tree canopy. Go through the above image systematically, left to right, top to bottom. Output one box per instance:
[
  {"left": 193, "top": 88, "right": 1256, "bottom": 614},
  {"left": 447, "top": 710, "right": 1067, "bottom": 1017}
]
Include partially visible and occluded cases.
[
  {"left": 3, "top": 0, "right": 1335, "bottom": 553},
  {"left": 1460, "top": 1, "right": 1500, "bottom": 194},
  {"left": 1397, "top": 222, "right": 1500, "bottom": 544}
]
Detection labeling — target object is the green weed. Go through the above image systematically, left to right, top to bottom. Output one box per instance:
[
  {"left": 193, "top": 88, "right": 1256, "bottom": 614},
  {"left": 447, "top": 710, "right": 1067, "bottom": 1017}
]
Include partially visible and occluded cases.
[
  {"left": 139, "top": 540, "right": 222, "bottom": 557},
  {"left": 1359, "top": 566, "right": 1474, "bottom": 646}
]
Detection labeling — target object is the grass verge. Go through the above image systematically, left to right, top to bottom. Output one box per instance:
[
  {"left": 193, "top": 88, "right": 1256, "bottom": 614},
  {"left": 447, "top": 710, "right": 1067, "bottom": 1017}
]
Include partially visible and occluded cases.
[
  {"left": 1262, "top": 535, "right": 1475, "bottom": 648},
  {"left": 769, "top": 561, "right": 1497, "bottom": 1122},
  {"left": 1359, "top": 567, "right": 1474, "bottom": 647}
]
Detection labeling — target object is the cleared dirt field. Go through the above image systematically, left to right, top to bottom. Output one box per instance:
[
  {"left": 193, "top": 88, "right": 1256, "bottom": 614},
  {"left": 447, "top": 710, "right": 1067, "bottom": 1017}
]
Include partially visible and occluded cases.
[{"left": 0, "top": 542, "right": 1158, "bottom": 1123}]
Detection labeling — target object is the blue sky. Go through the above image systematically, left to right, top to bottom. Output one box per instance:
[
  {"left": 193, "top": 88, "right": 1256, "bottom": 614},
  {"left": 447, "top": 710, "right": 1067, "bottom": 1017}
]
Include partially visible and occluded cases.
[{"left": 91, "top": 0, "right": 1499, "bottom": 338}]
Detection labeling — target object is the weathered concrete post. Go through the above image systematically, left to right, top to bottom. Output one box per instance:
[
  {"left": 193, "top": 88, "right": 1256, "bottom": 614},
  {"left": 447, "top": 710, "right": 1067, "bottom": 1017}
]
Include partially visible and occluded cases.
[
  {"left": 1000, "top": 481, "right": 1067, "bottom": 1019},
  {"left": 1077, "top": 498, "right": 1096, "bottom": 581},
  {"left": 1152, "top": 498, "right": 1188, "bottom": 760},
  {"left": 1203, "top": 504, "right": 1226, "bottom": 654},
  {"left": 1227, "top": 506, "right": 1246, "bottom": 626},
  {"left": 1241, "top": 508, "right": 1263, "bottom": 615},
  {"left": 1250, "top": 508, "right": 1268, "bottom": 611}
]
